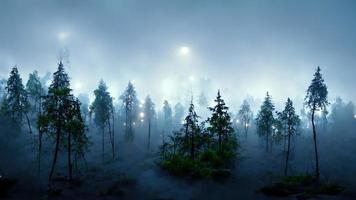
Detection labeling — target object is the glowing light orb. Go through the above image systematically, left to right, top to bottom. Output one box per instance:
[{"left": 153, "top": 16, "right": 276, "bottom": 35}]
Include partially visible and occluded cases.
[
  {"left": 58, "top": 32, "right": 69, "bottom": 41},
  {"left": 179, "top": 46, "right": 190, "bottom": 55},
  {"left": 189, "top": 75, "right": 195, "bottom": 82},
  {"left": 74, "top": 82, "right": 82, "bottom": 90},
  {"left": 139, "top": 112, "right": 145, "bottom": 118},
  {"left": 354, "top": 114, "right": 356, "bottom": 119},
  {"left": 140, "top": 119, "right": 144, "bottom": 123},
  {"left": 236, "top": 119, "right": 239, "bottom": 124}
]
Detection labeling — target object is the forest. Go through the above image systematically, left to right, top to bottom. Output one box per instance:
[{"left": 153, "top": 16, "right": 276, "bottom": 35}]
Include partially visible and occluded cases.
[
  {"left": 1, "top": 1, "right": 356, "bottom": 199},
  {"left": 0, "top": 62, "right": 355, "bottom": 199}
]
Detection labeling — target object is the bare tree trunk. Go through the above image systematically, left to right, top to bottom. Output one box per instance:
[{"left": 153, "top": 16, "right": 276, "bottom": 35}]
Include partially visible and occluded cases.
[
  {"left": 312, "top": 107, "right": 320, "bottom": 181},
  {"left": 25, "top": 113, "right": 32, "bottom": 134},
  {"left": 108, "top": 119, "right": 114, "bottom": 159},
  {"left": 147, "top": 121, "right": 151, "bottom": 150},
  {"left": 284, "top": 126, "right": 291, "bottom": 176},
  {"left": 102, "top": 127, "right": 105, "bottom": 163},
  {"left": 49, "top": 128, "right": 60, "bottom": 181},
  {"left": 38, "top": 130, "right": 42, "bottom": 176},
  {"left": 68, "top": 131, "right": 72, "bottom": 180}
]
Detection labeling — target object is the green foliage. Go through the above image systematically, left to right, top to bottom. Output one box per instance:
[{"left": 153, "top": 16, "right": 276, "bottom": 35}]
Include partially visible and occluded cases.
[
  {"left": 3, "top": 66, "right": 29, "bottom": 124},
  {"left": 305, "top": 66, "right": 329, "bottom": 112},
  {"left": 90, "top": 80, "right": 113, "bottom": 129},
  {"left": 120, "top": 81, "right": 139, "bottom": 142},
  {"left": 159, "top": 91, "right": 238, "bottom": 179}
]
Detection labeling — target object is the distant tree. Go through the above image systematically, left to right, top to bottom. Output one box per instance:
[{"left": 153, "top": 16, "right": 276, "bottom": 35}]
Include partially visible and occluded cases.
[
  {"left": 38, "top": 61, "right": 87, "bottom": 181},
  {"left": 4, "top": 66, "right": 31, "bottom": 134},
  {"left": 304, "top": 66, "right": 328, "bottom": 181},
  {"left": 26, "top": 70, "right": 44, "bottom": 114},
  {"left": 0, "top": 78, "right": 7, "bottom": 100},
  {"left": 90, "top": 80, "right": 114, "bottom": 161},
  {"left": 120, "top": 81, "right": 139, "bottom": 142},
  {"left": 206, "top": 90, "right": 234, "bottom": 149},
  {"left": 198, "top": 92, "right": 208, "bottom": 107},
  {"left": 256, "top": 92, "right": 275, "bottom": 152},
  {"left": 78, "top": 93, "right": 89, "bottom": 123},
  {"left": 144, "top": 95, "right": 155, "bottom": 150},
  {"left": 330, "top": 97, "right": 355, "bottom": 128},
  {"left": 280, "top": 98, "right": 300, "bottom": 176},
  {"left": 238, "top": 99, "right": 253, "bottom": 137},
  {"left": 163, "top": 100, "right": 173, "bottom": 137},
  {"left": 173, "top": 102, "right": 184, "bottom": 129}
]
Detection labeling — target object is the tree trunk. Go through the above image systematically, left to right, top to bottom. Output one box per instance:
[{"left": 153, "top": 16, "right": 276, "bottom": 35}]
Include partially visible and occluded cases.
[
  {"left": 312, "top": 107, "right": 320, "bottom": 181},
  {"left": 25, "top": 113, "right": 32, "bottom": 134},
  {"left": 108, "top": 119, "right": 114, "bottom": 159},
  {"left": 147, "top": 121, "right": 151, "bottom": 150},
  {"left": 284, "top": 126, "right": 291, "bottom": 176},
  {"left": 49, "top": 128, "right": 60, "bottom": 181},
  {"left": 102, "top": 128, "right": 105, "bottom": 163},
  {"left": 38, "top": 130, "right": 42, "bottom": 176},
  {"left": 68, "top": 131, "right": 72, "bottom": 180}
]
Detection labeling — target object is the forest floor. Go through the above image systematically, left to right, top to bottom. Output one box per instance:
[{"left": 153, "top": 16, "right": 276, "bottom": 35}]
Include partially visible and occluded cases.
[{"left": 2, "top": 132, "right": 356, "bottom": 200}]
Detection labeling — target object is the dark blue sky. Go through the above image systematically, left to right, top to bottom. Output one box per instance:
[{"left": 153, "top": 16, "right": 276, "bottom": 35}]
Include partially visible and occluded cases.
[{"left": 0, "top": 0, "right": 355, "bottom": 111}]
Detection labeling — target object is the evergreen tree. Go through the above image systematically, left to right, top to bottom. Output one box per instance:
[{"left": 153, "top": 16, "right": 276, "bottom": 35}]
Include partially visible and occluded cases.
[
  {"left": 38, "top": 61, "right": 87, "bottom": 181},
  {"left": 5, "top": 66, "right": 31, "bottom": 133},
  {"left": 305, "top": 66, "right": 328, "bottom": 180},
  {"left": 26, "top": 70, "right": 44, "bottom": 113},
  {"left": 90, "top": 80, "right": 114, "bottom": 161},
  {"left": 120, "top": 81, "right": 139, "bottom": 142},
  {"left": 207, "top": 90, "right": 234, "bottom": 150},
  {"left": 256, "top": 92, "right": 275, "bottom": 152},
  {"left": 144, "top": 95, "right": 155, "bottom": 150},
  {"left": 183, "top": 98, "right": 200, "bottom": 159},
  {"left": 280, "top": 98, "right": 300, "bottom": 176},
  {"left": 238, "top": 99, "right": 253, "bottom": 137},
  {"left": 163, "top": 100, "right": 172, "bottom": 137},
  {"left": 173, "top": 102, "right": 184, "bottom": 129}
]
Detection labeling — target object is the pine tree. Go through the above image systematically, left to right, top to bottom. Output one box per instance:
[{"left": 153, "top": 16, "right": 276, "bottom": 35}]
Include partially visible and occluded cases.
[
  {"left": 38, "top": 61, "right": 87, "bottom": 181},
  {"left": 5, "top": 66, "right": 31, "bottom": 133},
  {"left": 305, "top": 66, "right": 328, "bottom": 180},
  {"left": 26, "top": 70, "right": 44, "bottom": 113},
  {"left": 90, "top": 80, "right": 114, "bottom": 161},
  {"left": 120, "top": 81, "right": 139, "bottom": 142},
  {"left": 207, "top": 90, "right": 234, "bottom": 150},
  {"left": 256, "top": 92, "right": 275, "bottom": 152},
  {"left": 144, "top": 95, "right": 155, "bottom": 150},
  {"left": 183, "top": 98, "right": 200, "bottom": 159},
  {"left": 280, "top": 98, "right": 300, "bottom": 176},
  {"left": 238, "top": 99, "right": 253, "bottom": 137},
  {"left": 163, "top": 100, "right": 172, "bottom": 138},
  {"left": 173, "top": 102, "right": 184, "bottom": 129}
]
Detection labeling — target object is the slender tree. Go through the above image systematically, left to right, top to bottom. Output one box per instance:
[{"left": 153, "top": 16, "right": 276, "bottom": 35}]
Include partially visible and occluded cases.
[
  {"left": 38, "top": 61, "right": 87, "bottom": 181},
  {"left": 5, "top": 66, "right": 31, "bottom": 134},
  {"left": 305, "top": 66, "right": 328, "bottom": 181},
  {"left": 90, "top": 80, "right": 114, "bottom": 161},
  {"left": 120, "top": 81, "right": 139, "bottom": 142},
  {"left": 256, "top": 92, "right": 275, "bottom": 152},
  {"left": 144, "top": 95, "right": 155, "bottom": 150},
  {"left": 183, "top": 98, "right": 200, "bottom": 159},
  {"left": 280, "top": 98, "right": 300, "bottom": 176},
  {"left": 238, "top": 99, "right": 253, "bottom": 137},
  {"left": 163, "top": 100, "right": 172, "bottom": 138}
]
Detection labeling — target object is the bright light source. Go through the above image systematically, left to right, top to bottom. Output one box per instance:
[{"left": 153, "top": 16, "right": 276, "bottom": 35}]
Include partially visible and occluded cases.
[
  {"left": 58, "top": 32, "right": 69, "bottom": 41},
  {"left": 180, "top": 46, "right": 190, "bottom": 55},
  {"left": 189, "top": 75, "right": 195, "bottom": 82},
  {"left": 74, "top": 82, "right": 82, "bottom": 90},
  {"left": 140, "top": 99, "right": 145, "bottom": 104},
  {"left": 139, "top": 104, "right": 143, "bottom": 108},
  {"left": 316, "top": 110, "right": 322, "bottom": 117},
  {"left": 139, "top": 112, "right": 145, "bottom": 118},
  {"left": 354, "top": 114, "right": 356, "bottom": 119},
  {"left": 140, "top": 119, "right": 144, "bottom": 123},
  {"left": 236, "top": 119, "right": 239, "bottom": 124},
  {"left": 181, "top": 120, "right": 185, "bottom": 124},
  {"left": 133, "top": 122, "right": 136, "bottom": 125},
  {"left": 245, "top": 123, "right": 249, "bottom": 127}
]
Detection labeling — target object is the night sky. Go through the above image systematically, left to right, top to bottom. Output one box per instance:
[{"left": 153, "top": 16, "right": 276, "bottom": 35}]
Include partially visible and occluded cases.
[{"left": 1, "top": 0, "right": 355, "bottom": 111}]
